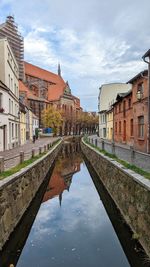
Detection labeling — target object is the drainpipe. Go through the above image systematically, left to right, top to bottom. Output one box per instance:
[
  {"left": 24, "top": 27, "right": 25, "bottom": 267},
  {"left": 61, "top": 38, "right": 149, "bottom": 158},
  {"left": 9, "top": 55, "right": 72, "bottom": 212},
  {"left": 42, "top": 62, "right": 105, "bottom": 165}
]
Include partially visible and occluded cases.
[{"left": 142, "top": 51, "right": 150, "bottom": 153}]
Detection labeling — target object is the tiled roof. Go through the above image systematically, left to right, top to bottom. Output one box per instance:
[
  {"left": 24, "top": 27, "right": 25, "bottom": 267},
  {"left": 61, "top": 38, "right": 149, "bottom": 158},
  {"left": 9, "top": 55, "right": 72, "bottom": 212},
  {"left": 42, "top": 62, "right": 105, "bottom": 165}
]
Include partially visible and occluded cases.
[
  {"left": 24, "top": 61, "right": 67, "bottom": 101},
  {"left": 127, "top": 70, "right": 148, "bottom": 84}
]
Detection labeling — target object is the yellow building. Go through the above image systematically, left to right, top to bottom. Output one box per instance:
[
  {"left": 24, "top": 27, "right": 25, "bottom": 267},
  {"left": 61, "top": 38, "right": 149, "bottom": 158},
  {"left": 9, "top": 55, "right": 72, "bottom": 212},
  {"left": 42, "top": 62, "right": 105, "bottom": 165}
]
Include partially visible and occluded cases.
[
  {"left": 19, "top": 102, "right": 26, "bottom": 145},
  {"left": 29, "top": 109, "right": 33, "bottom": 140},
  {"left": 106, "top": 109, "right": 113, "bottom": 141}
]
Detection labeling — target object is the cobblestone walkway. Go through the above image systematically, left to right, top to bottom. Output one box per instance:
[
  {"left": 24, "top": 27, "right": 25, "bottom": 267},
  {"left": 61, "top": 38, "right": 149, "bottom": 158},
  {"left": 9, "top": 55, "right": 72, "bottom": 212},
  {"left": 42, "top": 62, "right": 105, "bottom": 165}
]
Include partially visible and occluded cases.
[{"left": 0, "top": 137, "right": 59, "bottom": 171}]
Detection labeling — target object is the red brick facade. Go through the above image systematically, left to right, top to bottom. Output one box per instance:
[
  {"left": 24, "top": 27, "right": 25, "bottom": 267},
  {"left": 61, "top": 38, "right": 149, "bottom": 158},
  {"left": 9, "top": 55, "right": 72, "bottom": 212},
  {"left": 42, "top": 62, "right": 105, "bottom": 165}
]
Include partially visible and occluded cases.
[
  {"left": 114, "top": 70, "right": 149, "bottom": 153},
  {"left": 114, "top": 91, "right": 133, "bottom": 146}
]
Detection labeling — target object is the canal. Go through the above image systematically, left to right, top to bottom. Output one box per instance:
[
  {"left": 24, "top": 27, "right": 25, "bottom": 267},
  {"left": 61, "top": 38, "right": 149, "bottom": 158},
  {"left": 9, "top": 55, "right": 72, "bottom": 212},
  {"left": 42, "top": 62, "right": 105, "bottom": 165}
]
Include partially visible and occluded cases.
[{"left": 0, "top": 142, "right": 148, "bottom": 267}]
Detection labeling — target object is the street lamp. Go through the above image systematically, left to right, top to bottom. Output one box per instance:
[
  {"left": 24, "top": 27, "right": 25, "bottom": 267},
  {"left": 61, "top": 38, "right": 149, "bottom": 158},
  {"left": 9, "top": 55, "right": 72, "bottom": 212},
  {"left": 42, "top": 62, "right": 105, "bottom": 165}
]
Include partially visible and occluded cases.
[
  {"left": 142, "top": 49, "right": 150, "bottom": 153},
  {"left": 136, "top": 90, "right": 143, "bottom": 101}
]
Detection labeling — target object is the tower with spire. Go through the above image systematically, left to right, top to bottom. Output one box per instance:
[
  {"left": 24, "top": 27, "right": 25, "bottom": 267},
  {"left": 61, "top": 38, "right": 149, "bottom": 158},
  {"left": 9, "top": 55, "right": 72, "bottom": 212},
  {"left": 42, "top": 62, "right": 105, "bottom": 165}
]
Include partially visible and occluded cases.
[{"left": 58, "top": 63, "right": 61, "bottom": 77}]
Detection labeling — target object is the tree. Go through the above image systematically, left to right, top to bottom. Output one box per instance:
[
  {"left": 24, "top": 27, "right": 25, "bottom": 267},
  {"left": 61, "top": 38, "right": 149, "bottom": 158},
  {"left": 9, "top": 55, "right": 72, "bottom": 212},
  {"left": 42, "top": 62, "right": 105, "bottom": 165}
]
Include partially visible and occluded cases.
[{"left": 42, "top": 106, "right": 62, "bottom": 135}]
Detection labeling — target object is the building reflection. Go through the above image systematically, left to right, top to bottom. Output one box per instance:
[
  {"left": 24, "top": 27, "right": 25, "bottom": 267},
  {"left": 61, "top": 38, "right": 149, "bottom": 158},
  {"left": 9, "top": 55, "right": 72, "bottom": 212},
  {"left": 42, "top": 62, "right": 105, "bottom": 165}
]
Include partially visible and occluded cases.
[{"left": 42, "top": 142, "right": 82, "bottom": 205}]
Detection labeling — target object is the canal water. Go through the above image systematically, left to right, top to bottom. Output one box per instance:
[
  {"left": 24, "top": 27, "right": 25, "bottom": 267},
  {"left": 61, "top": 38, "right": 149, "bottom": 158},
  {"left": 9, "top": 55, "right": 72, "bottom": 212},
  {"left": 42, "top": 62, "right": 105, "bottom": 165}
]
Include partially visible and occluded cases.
[{"left": 0, "top": 143, "right": 148, "bottom": 267}]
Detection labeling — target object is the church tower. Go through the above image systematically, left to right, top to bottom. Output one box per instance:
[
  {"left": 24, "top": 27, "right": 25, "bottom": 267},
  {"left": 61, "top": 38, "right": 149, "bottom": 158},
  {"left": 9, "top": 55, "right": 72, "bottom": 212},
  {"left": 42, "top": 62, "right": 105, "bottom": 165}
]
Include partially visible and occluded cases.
[{"left": 58, "top": 63, "right": 61, "bottom": 77}]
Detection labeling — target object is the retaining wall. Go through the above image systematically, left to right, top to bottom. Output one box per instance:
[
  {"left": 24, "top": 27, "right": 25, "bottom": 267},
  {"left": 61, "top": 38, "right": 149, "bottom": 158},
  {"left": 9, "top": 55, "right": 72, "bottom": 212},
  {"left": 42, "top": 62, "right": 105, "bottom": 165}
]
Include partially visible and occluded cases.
[
  {"left": 90, "top": 137, "right": 150, "bottom": 172},
  {"left": 81, "top": 139, "right": 150, "bottom": 258},
  {"left": 0, "top": 140, "right": 62, "bottom": 250}
]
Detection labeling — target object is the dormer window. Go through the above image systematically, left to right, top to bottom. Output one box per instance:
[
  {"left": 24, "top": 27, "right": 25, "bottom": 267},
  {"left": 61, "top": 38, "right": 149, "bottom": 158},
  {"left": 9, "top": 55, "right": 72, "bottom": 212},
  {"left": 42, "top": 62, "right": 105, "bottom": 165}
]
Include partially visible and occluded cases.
[{"left": 137, "top": 82, "right": 144, "bottom": 94}]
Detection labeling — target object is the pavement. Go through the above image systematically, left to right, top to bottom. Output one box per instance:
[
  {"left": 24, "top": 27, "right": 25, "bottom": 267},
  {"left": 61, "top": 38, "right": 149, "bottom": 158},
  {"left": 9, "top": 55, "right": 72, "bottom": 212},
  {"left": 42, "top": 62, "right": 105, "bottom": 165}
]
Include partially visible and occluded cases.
[{"left": 0, "top": 137, "right": 59, "bottom": 171}]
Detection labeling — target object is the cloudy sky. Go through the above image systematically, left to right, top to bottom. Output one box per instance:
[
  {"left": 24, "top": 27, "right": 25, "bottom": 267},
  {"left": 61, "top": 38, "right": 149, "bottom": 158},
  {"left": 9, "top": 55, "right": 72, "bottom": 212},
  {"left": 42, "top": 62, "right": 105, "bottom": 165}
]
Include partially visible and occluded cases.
[{"left": 0, "top": 0, "right": 150, "bottom": 110}]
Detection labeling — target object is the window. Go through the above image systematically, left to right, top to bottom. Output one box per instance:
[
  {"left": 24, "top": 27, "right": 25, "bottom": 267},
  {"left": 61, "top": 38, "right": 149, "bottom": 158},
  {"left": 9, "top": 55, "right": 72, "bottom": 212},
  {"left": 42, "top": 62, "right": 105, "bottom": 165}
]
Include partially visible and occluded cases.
[
  {"left": 8, "top": 74, "right": 10, "bottom": 88},
  {"left": 11, "top": 78, "right": 13, "bottom": 91},
  {"left": 137, "top": 83, "right": 144, "bottom": 94},
  {"left": 0, "top": 93, "right": 2, "bottom": 108},
  {"left": 128, "top": 98, "right": 131, "bottom": 108},
  {"left": 9, "top": 99, "right": 11, "bottom": 113},
  {"left": 11, "top": 101, "right": 13, "bottom": 115},
  {"left": 123, "top": 101, "right": 126, "bottom": 117},
  {"left": 119, "top": 103, "right": 121, "bottom": 112},
  {"left": 138, "top": 116, "right": 144, "bottom": 138},
  {"left": 130, "top": 119, "right": 133, "bottom": 136},
  {"left": 119, "top": 121, "right": 121, "bottom": 134},
  {"left": 115, "top": 122, "right": 117, "bottom": 133},
  {"left": 12, "top": 123, "right": 14, "bottom": 138},
  {"left": 15, "top": 124, "right": 18, "bottom": 138},
  {"left": 103, "top": 128, "right": 106, "bottom": 138}
]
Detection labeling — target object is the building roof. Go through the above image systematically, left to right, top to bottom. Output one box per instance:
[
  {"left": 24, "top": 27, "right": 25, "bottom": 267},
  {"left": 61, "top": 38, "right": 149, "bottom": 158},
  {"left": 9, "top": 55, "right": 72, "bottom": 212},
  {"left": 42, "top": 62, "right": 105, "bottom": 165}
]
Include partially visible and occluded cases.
[
  {"left": 142, "top": 49, "right": 150, "bottom": 59},
  {"left": 24, "top": 61, "right": 67, "bottom": 101},
  {"left": 127, "top": 70, "right": 148, "bottom": 84},
  {"left": 98, "top": 83, "right": 132, "bottom": 112},
  {"left": 113, "top": 90, "right": 132, "bottom": 105}
]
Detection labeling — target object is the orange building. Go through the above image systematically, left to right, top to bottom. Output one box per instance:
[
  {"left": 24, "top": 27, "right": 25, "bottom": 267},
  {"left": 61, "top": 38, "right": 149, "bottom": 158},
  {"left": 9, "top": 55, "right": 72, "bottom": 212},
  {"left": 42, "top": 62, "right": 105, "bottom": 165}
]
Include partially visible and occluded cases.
[
  {"left": 19, "top": 62, "right": 82, "bottom": 132},
  {"left": 113, "top": 70, "right": 149, "bottom": 153},
  {"left": 128, "top": 70, "right": 149, "bottom": 153},
  {"left": 113, "top": 90, "right": 133, "bottom": 145}
]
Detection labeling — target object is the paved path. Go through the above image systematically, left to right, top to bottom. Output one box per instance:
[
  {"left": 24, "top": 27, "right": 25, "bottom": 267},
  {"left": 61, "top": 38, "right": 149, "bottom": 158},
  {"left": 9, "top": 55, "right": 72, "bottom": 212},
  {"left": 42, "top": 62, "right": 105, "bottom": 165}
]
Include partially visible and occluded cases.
[{"left": 0, "top": 137, "right": 59, "bottom": 171}]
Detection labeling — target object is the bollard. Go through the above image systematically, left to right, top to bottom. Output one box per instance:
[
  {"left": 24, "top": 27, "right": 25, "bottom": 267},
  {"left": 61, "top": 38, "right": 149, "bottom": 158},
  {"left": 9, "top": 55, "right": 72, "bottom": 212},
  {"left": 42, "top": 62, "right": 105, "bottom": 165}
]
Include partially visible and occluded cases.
[
  {"left": 95, "top": 139, "right": 97, "bottom": 147},
  {"left": 102, "top": 140, "right": 104, "bottom": 150},
  {"left": 112, "top": 141, "right": 115, "bottom": 154},
  {"left": 47, "top": 144, "right": 49, "bottom": 150},
  {"left": 44, "top": 145, "right": 46, "bottom": 152},
  {"left": 39, "top": 146, "right": 42, "bottom": 155},
  {"left": 130, "top": 146, "right": 135, "bottom": 163},
  {"left": 32, "top": 148, "right": 35, "bottom": 158},
  {"left": 20, "top": 151, "right": 24, "bottom": 164},
  {"left": 0, "top": 156, "right": 4, "bottom": 173}
]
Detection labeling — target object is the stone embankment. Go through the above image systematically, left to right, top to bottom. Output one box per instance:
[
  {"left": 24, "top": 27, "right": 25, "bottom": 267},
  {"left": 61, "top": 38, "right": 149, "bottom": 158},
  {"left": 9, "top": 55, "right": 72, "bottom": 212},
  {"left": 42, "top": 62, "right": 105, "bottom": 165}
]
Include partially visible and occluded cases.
[
  {"left": 81, "top": 138, "right": 150, "bottom": 258},
  {"left": 0, "top": 139, "right": 62, "bottom": 250}
]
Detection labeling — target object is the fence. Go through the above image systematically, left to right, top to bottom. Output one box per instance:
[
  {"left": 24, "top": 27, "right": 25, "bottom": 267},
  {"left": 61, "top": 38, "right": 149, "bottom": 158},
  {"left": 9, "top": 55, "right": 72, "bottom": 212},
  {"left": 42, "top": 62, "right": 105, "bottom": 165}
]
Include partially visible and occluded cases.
[
  {"left": 89, "top": 137, "right": 150, "bottom": 172},
  {"left": 0, "top": 141, "right": 57, "bottom": 173}
]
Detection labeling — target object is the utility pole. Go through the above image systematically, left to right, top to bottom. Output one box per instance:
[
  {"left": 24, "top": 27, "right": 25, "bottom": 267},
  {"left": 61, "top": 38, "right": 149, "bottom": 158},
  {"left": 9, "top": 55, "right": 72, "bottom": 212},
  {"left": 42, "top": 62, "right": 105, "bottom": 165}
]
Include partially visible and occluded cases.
[{"left": 142, "top": 49, "right": 150, "bottom": 154}]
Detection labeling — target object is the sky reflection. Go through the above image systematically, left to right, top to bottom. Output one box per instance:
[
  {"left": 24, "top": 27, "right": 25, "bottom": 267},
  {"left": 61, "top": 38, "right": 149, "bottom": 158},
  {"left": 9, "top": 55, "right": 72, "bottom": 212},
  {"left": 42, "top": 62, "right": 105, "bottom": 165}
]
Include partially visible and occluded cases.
[{"left": 16, "top": 155, "right": 130, "bottom": 267}]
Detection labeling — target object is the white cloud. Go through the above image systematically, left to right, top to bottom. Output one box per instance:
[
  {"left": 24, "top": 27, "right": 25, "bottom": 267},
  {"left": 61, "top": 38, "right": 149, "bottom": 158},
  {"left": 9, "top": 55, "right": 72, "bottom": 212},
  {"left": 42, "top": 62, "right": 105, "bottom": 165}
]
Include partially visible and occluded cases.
[{"left": 1, "top": 0, "right": 150, "bottom": 110}]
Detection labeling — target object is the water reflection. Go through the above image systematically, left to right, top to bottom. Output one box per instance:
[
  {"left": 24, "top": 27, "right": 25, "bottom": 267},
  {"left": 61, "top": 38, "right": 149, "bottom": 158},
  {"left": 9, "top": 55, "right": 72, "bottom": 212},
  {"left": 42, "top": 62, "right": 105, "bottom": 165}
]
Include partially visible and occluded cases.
[
  {"left": 0, "top": 142, "right": 148, "bottom": 267},
  {"left": 42, "top": 144, "right": 82, "bottom": 205}
]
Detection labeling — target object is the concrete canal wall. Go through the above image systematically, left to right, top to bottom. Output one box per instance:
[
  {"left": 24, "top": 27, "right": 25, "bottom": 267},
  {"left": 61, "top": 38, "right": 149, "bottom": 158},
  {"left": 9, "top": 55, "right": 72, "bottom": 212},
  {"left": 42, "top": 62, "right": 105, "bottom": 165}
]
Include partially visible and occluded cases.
[
  {"left": 0, "top": 139, "right": 62, "bottom": 250},
  {"left": 81, "top": 139, "right": 150, "bottom": 258}
]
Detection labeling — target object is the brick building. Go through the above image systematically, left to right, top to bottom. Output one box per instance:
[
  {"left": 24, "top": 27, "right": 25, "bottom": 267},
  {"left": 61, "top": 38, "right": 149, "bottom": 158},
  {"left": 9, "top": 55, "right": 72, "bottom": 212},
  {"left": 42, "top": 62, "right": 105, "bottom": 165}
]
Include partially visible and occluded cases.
[
  {"left": 20, "top": 62, "right": 82, "bottom": 133},
  {"left": 113, "top": 70, "right": 149, "bottom": 153},
  {"left": 128, "top": 70, "right": 148, "bottom": 153},
  {"left": 113, "top": 90, "right": 133, "bottom": 145}
]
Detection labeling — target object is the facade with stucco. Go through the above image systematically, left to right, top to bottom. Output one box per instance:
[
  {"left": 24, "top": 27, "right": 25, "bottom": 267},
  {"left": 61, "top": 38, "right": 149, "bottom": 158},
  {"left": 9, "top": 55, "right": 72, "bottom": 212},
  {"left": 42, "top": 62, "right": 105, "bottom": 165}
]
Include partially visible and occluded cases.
[
  {"left": 0, "top": 38, "right": 19, "bottom": 150},
  {"left": 98, "top": 83, "right": 132, "bottom": 139}
]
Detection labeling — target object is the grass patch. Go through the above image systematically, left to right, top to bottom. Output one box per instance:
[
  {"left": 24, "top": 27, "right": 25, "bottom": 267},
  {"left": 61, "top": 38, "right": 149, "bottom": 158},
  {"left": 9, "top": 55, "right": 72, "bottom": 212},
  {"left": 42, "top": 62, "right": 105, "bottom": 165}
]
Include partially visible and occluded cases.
[
  {"left": 83, "top": 137, "right": 150, "bottom": 180},
  {"left": 0, "top": 139, "right": 61, "bottom": 180},
  {"left": 0, "top": 152, "right": 47, "bottom": 180}
]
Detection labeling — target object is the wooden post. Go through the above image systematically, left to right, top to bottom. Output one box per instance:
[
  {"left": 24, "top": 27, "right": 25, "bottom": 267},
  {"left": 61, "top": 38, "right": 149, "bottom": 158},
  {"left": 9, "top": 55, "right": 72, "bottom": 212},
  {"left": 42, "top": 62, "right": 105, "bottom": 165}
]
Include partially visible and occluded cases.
[
  {"left": 112, "top": 141, "right": 115, "bottom": 154},
  {"left": 130, "top": 146, "right": 135, "bottom": 163},
  {"left": 39, "top": 147, "right": 42, "bottom": 155},
  {"left": 32, "top": 148, "right": 35, "bottom": 158},
  {"left": 20, "top": 151, "right": 24, "bottom": 164},
  {"left": 0, "top": 157, "right": 4, "bottom": 173}
]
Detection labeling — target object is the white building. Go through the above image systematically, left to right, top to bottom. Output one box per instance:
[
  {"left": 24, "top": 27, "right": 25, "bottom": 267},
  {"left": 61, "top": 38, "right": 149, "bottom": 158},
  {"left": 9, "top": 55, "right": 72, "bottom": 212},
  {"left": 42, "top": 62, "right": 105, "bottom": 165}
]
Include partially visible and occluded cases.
[
  {"left": 0, "top": 38, "right": 19, "bottom": 150},
  {"left": 98, "top": 83, "right": 131, "bottom": 139},
  {"left": 32, "top": 113, "right": 39, "bottom": 137}
]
